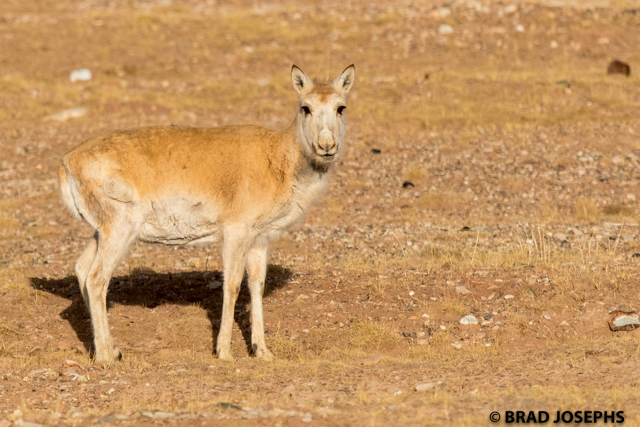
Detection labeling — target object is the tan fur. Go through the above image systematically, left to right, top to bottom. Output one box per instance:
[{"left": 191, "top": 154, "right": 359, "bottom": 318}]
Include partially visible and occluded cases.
[{"left": 58, "top": 65, "right": 355, "bottom": 363}]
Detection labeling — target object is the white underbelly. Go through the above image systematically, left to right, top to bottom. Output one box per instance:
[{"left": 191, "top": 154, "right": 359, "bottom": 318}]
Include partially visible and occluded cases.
[{"left": 138, "top": 198, "right": 220, "bottom": 245}]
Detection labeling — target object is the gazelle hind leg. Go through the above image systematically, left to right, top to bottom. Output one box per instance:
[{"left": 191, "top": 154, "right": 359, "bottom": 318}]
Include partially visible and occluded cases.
[
  {"left": 85, "top": 225, "right": 137, "bottom": 364},
  {"left": 216, "top": 227, "right": 252, "bottom": 361},
  {"left": 75, "top": 232, "right": 98, "bottom": 309},
  {"left": 246, "top": 240, "right": 274, "bottom": 361}
]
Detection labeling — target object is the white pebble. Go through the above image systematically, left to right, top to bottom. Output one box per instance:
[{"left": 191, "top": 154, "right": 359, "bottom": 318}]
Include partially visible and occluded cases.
[
  {"left": 438, "top": 24, "right": 454, "bottom": 35},
  {"left": 70, "top": 68, "right": 92, "bottom": 82},
  {"left": 460, "top": 315, "right": 478, "bottom": 325}
]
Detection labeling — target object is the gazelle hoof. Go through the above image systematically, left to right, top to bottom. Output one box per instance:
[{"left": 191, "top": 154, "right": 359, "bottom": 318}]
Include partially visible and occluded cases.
[
  {"left": 252, "top": 343, "right": 275, "bottom": 361},
  {"left": 94, "top": 347, "right": 122, "bottom": 365},
  {"left": 217, "top": 348, "right": 234, "bottom": 361}
]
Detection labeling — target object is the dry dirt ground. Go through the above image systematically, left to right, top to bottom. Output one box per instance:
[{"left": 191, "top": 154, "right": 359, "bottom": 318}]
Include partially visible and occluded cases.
[{"left": 2, "top": 0, "right": 640, "bottom": 425}]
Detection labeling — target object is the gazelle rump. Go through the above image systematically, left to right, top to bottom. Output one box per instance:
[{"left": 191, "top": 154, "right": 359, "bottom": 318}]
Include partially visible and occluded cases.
[{"left": 58, "top": 64, "right": 355, "bottom": 362}]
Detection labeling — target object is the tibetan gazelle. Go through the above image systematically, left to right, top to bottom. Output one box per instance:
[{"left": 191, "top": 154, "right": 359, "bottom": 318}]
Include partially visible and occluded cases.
[{"left": 58, "top": 65, "right": 355, "bottom": 363}]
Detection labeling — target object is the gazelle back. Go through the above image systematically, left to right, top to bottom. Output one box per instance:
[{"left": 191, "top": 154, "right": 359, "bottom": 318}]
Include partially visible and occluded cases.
[{"left": 58, "top": 64, "right": 355, "bottom": 363}]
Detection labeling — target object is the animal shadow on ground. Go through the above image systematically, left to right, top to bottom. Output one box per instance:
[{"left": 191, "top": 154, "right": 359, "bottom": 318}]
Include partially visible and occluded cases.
[{"left": 29, "top": 265, "right": 292, "bottom": 357}]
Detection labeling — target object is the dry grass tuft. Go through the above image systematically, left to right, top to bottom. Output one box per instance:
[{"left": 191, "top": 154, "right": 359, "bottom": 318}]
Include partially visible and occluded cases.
[
  {"left": 402, "top": 164, "right": 428, "bottom": 183},
  {"left": 499, "top": 176, "right": 530, "bottom": 195},
  {"left": 418, "top": 192, "right": 467, "bottom": 212},
  {"left": 574, "top": 198, "right": 599, "bottom": 223},
  {"left": 602, "top": 204, "right": 634, "bottom": 216},
  {"left": 438, "top": 295, "right": 467, "bottom": 316},
  {"left": 512, "top": 313, "right": 529, "bottom": 334},
  {"left": 349, "top": 321, "right": 402, "bottom": 352},
  {"left": 266, "top": 333, "right": 302, "bottom": 361}
]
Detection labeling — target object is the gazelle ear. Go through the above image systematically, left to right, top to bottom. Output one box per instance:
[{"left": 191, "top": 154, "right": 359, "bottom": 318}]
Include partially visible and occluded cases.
[
  {"left": 333, "top": 64, "right": 355, "bottom": 95},
  {"left": 291, "top": 65, "right": 313, "bottom": 96}
]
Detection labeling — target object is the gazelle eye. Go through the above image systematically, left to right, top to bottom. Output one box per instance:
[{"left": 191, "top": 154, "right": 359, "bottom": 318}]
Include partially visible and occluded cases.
[
  {"left": 301, "top": 106, "right": 311, "bottom": 116},
  {"left": 337, "top": 106, "right": 346, "bottom": 115}
]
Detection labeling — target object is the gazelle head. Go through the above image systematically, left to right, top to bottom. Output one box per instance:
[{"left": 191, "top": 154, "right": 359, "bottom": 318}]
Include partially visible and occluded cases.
[{"left": 291, "top": 64, "right": 355, "bottom": 166}]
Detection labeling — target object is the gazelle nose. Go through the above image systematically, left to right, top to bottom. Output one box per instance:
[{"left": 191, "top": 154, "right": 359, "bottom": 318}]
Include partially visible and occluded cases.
[{"left": 318, "top": 130, "right": 336, "bottom": 153}]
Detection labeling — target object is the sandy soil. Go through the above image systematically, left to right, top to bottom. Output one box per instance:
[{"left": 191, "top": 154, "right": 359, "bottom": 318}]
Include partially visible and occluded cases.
[{"left": 2, "top": 0, "right": 640, "bottom": 425}]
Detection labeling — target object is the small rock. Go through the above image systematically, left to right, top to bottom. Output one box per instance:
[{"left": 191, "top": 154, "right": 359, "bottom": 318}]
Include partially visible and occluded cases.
[
  {"left": 504, "top": 4, "right": 518, "bottom": 14},
  {"left": 435, "top": 7, "right": 451, "bottom": 18},
  {"left": 438, "top": 24, "right": 454, "bottom": 35},
  {"left": 515, "top": 24, "right": 524, "bottom": 32},
  {"left": 607, "top": 60, "right": 631, "bottom": 76},
  {"left": 69, "top": 68, "right": 92, "bottom": 82},
  {"left": 43, "top": 107, "right": 87, "bottom": 122},
  {"left": 371, "top": 149, "right": 381, "bottom": 154},
  {"left": 612, "top": 155, "right": 625, "bottom": 165},
  {"left": 402, "top": 181, "right": 415, "bottom": 188},
  {"left": 626, "top": 193, "right": 636, "bottom": 202},
  {"left": 346, "top": 226, "right": 356, "bottom": 233},
  {"left": 570, "top": 228, "right": 583, "bottom": 236},
  {"left": 553, "top": 233, "right": 567, "bottom": 242},
  {"left": 208, "top": 280, "right": 222, "bottom": 290},
  {"left": 446, "top": 280, "right": 455, "bottom": 286},
  {"left": 455, "top": 286, "right": 471, "bottom": 294},
  {"left": 298, "top": 294, "right": 309, "bottom": 299},
  {"left": 504, "top": 295, "right": 514, "bottom": 299},
  {"left": 609, "top": 310, "right": 640, "bottom": 331},
  {"left": 460, "top": 315, "right": 478, "bottom": 325},
  {"left": 543, "top": 315, "right": 552, "bottom": 320},
  {"left": 423, "top": 319, "right": 431, "bottom": 327},
  {"left": 560, "top": 321, "right": 569, "bottom": 326},
  {"left": 417, "top": 339, "right": 428, "bottom": 345},
  {"left": 451, "top": 342, "right": 462, "bottom": 349},
  {"left": 363, "top": 354, "right": 382, "bottom": 365},
  {"left": 63, "top": 359, "right": 83, "bottom": 369},
  {"left": 29, "top": 368, "right": 51, "bottom": 376},
  {"left": 415, "top": 382, "right": 436, "bottom": 392},
  {"left": 281, "top": 384, "right": 295, "bottom": 394},
  {"left": 107, "top": 387, "right": 116, "bottom": 394},
  {"left": 218, "top": 402, "right": 242, "bottom": 410},
  {"left": 146, "top": 411, "right": 175, "bottom": 419},
  {"left": 302, "top": 413, "right": 313, "bottom": 423},
  {"left": 96, "top": 416, "right": 117, "bottom": 425}
]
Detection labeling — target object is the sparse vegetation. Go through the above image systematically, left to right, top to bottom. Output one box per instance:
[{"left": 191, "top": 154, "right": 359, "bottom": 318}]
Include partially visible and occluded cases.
[{"left": 1, "top": 0, "right": 640, "bottom": 425}]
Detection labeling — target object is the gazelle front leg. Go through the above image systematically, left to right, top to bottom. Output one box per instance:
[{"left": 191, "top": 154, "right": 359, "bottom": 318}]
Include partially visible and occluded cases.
[
  {"left": 216, "top": 228, "right": 251, "bottom": 361},
  {"left": 246, "top": 240, "right": 274, "bottom": 361}
]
